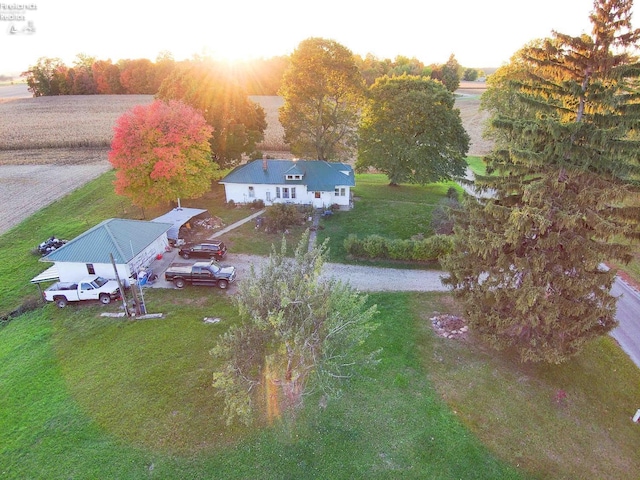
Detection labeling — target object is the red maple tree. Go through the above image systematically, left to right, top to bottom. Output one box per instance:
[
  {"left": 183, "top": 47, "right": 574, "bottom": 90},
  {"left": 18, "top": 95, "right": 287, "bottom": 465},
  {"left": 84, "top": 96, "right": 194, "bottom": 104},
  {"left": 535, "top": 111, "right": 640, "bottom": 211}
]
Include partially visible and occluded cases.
[{"left": 109, "top": 100, "right": 217, "bottom": 208}]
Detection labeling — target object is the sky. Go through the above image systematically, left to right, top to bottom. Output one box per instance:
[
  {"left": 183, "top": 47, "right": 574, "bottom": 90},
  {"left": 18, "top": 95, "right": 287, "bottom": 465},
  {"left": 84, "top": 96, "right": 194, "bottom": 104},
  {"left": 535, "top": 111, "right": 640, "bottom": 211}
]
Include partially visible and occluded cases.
[{"left": 1, "top": 0, "right": 603, "bottom": 77}]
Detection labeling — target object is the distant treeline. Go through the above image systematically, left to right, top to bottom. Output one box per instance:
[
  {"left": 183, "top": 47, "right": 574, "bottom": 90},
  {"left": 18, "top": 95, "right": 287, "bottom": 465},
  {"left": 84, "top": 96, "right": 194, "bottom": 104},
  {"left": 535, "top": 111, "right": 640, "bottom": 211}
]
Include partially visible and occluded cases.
[{"left": 21, "top": 51, "right": 484, "bottom": 98}]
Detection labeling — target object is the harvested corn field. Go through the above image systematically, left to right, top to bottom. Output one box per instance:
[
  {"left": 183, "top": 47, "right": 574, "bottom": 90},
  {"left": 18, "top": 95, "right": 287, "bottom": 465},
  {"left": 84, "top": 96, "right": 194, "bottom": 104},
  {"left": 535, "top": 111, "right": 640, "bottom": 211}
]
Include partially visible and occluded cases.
[{"left": 0, "top": 94, "right": 154, "bottom": 150}]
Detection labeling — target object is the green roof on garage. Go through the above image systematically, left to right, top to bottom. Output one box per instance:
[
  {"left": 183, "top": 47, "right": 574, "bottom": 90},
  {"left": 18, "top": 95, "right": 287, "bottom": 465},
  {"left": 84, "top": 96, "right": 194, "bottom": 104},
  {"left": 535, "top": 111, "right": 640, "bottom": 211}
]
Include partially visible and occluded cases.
[{"left": 41, "top": 218, "right": 172, "bottom": 264}]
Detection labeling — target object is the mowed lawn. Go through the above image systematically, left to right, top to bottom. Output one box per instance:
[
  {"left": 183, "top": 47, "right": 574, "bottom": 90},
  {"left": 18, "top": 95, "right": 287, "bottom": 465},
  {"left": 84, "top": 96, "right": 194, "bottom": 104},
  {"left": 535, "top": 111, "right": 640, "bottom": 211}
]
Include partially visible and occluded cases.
[
  {"left": 1, "top": 168, "right": 640, "bottom": 479},
  {"left": 317, "top": 173, "right": 463, "bottom": 265},
  {"left": 1, "top": 290, "right": 526, "bottom": 479}
]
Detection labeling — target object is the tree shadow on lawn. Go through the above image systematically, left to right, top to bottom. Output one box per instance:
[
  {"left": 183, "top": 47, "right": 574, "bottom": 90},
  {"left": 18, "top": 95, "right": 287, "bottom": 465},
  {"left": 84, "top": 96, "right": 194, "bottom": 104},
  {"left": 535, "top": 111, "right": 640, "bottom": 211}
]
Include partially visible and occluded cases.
[{"left": 414, "top": 294, "right": 640, "bottom": 480}]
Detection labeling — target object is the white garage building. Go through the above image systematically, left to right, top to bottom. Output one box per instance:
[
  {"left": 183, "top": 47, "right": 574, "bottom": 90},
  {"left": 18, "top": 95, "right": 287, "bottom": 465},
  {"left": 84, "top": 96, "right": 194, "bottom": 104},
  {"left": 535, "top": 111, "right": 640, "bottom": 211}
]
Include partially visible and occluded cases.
[{"left": 31, "top": 218, "right": 172, "bottom": 287}]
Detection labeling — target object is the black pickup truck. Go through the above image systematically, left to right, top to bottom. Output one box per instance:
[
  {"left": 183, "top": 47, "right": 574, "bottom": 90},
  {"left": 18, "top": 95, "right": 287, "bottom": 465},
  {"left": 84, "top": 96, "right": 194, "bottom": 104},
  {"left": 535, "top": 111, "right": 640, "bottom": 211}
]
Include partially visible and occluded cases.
[{"left": 164, "top": 261, "right": 237, "bottom": 289}]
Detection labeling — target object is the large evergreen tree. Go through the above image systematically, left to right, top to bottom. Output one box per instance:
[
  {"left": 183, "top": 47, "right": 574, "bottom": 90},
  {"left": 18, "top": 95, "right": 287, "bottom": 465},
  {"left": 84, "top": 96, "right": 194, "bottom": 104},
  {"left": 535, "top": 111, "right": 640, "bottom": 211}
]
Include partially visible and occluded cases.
[
  {"left": 443, "top": 0, "right": 640, "bottom": 363},
  {"left": 279, "top": 37, "right": 366, "bottom": 161}
]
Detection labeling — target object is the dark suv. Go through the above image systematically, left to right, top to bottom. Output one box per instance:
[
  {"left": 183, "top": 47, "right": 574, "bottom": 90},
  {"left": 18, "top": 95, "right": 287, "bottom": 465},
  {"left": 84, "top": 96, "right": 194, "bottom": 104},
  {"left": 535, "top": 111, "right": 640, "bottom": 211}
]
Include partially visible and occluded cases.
[{"left": 179, "top": 241, "right": 227, "bottom": 260}]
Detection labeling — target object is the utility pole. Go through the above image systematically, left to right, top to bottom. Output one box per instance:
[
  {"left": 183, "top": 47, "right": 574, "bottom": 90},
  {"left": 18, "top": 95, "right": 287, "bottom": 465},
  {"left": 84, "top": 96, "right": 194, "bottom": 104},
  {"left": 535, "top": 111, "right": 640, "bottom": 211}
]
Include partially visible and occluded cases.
[{"left": 110, "top": 253, "right": 130, "bottom": 317}]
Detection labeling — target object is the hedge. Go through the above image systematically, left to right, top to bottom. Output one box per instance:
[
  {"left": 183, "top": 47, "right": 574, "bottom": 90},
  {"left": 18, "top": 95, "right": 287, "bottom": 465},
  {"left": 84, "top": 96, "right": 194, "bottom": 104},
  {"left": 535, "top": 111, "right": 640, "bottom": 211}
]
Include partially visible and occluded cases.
[{"left": 344, "top": 234, "right": 453, "bottom": 262}]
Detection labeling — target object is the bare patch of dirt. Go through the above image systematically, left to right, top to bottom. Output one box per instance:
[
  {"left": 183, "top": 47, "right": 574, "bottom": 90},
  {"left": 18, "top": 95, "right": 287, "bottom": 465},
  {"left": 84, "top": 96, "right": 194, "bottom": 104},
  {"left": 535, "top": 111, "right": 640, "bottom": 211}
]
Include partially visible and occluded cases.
[
  {"left": 0, "top": 147, "right": 109, "bottom": 165},
  {"left": 431, "top": 314, "right": 469, "bottom": 339}
]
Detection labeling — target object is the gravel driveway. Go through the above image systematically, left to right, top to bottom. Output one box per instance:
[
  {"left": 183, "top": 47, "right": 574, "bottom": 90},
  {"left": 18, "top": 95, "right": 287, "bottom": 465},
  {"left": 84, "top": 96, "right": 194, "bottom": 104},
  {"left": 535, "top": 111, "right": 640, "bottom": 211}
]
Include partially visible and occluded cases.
[{"left": 149, "top": 251, "right": 450, "bottom": 292}]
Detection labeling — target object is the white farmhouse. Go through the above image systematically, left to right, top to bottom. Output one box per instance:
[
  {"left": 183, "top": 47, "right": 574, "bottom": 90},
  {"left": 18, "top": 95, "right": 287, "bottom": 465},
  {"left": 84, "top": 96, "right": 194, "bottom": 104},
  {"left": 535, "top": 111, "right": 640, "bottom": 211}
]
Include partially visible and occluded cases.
[
  {"left": 219, "top": 158, "right": 355, "bottom": 209},
  {"left": 32, "top": 218, "right": 172, "bottom": 287}
]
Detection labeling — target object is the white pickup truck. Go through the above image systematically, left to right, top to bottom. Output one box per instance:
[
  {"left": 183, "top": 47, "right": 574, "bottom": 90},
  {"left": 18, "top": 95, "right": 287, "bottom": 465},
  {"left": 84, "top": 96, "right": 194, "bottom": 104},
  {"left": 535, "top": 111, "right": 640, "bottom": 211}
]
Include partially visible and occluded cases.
[{"left": 43, "top": 276, "right": 121, "bottom": 308}]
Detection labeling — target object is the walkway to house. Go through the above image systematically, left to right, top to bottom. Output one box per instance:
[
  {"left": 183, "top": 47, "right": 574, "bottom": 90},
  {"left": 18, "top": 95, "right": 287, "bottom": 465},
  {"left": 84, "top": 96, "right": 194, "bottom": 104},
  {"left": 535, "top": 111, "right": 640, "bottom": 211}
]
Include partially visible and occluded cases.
[
  {"left": 208, "top": 207, "right": 321, "bottom": 251},
  {"left": 208, "top": 209, "right": 266, "bottom": 239},
  {"left": 308, "top": 210, "right": 321, "bottom": 251}
]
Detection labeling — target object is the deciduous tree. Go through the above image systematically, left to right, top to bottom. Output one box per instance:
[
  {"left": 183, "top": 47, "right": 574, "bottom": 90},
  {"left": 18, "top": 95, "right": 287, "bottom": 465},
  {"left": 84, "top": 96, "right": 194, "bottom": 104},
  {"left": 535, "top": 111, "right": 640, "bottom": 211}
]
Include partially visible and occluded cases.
[
  {"left": 443, "top": 0, "right": 640, "bottom": 363},
  {"left": 279, "top": 37, "right": 366, "bottom": 161},
  {"left": 478, "top": 45, "right": 538, "bottom": 148},
  {"left": 68, "top": 53, "right": 97, "bottom": 95},
  {"left": 354, "top": 53, "right": 393, "bottom": 86},
  {"left": 440, "top": 54, "right": 461, "bottom": 92},
  {"left": 21, "top": 57, "right": 67, "bottom": 96},
  {"left": 119, "top": 58, "right": 157, "bottom": 94},
  {"left": 92, "top": 59, "right": 124, "bottom": 94},
  {"left": 157, "top": 59, "right": 266, "bottom": 168},
  {"left": 462, "top": 68, "right": 479, "bottom": 81},
  {"left": 357, "top": 75, "right": 469, "bottom": 185},
  {"left": 108, "top": 100, "right": 217, "bottom": 208},
  {"left": 211, "top": 233, "right": 379, "bottom": 425}
]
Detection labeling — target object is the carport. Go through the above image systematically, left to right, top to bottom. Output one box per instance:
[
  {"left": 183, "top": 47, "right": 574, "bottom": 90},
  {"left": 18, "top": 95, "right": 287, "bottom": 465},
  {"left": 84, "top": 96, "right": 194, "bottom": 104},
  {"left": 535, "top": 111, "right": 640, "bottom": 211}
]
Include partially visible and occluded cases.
[
  {"left": 151, "top": 207, "right": 208, "bottom": 243},
  {"left": 30, "top": 264, "right": 60, "bottom": 300}
]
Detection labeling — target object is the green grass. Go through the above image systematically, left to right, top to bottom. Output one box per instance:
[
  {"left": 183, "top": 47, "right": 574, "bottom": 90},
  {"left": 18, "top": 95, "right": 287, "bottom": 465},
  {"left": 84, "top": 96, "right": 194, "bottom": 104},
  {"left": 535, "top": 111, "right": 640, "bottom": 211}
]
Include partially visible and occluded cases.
[
  {"left": 466, "top": 156, "right": 488, "bottom": 176},
  {"left": 0, "top": 172, "right": 294, "bottom": 318},
  {"left": 317, "top": 174, "right": 462, "bottom": 264},
  {"left": 218, "top": 215, "right": 309, "bottom": 257},
  {"left": 0, "top": 292, "right": 525, "bottom": 479},
  {"left": 416, "top": 295, "right": 640, "bottom": 479}
]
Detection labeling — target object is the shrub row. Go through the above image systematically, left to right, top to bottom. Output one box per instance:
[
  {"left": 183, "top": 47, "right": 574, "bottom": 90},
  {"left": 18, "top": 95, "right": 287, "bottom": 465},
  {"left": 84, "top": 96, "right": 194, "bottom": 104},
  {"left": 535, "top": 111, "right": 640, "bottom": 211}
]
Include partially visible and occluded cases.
[{"left": 344, "top": 234, "right": 453, "bottom": 262}]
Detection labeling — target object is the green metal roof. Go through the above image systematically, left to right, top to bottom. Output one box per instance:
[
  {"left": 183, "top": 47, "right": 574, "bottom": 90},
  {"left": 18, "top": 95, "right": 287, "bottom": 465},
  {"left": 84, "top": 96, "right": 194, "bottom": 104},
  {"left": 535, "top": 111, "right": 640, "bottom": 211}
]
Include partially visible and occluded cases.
[
  {"left": 220, "top": 159, "right": 355, "bottom": 192},
  {"left": 41, "top": 218, "right": 172, "bottom": 264}
]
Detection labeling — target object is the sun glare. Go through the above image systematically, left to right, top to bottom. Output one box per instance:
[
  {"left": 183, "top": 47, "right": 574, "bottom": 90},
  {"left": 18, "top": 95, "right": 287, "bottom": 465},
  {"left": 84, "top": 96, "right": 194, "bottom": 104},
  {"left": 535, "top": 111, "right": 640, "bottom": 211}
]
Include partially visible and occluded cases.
[{"left": 181, "top": 40, "right": 262, "bottom": 65}]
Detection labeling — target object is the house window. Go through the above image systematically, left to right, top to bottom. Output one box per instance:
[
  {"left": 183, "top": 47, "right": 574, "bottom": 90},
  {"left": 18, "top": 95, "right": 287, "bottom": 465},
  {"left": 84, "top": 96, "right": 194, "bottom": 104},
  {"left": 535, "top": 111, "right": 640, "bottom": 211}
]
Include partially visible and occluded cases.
[
  {"left": 286, "top": 174, "right": 303, "bottom": 180},
  {"left": 248, "top": 186, "right": 255, "bottom": 198},
  {"left": 276, "top": 187, "right": 281, "bottom": 198},
  {"left": 283, "top": 187, "right": 290, "bottom": 199},
  {"left": 291, "top": 187, "right": 296, "bottom": 199},
  {"left": 334, "top": 188, "right": 346, "bottom": 197},
  {"left": 315, "top": 192, "right": 321, "bottom": 199},
  {"left": 86, "top": 263, "right": 95, "bottom": 275}
]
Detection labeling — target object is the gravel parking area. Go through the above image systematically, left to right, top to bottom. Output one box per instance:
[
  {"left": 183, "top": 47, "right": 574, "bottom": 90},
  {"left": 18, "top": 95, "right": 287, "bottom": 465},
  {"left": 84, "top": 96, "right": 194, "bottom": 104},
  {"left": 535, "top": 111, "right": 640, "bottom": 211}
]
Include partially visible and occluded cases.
[{"left": 147, "top": 251, "right": 449, "bottom": 293}]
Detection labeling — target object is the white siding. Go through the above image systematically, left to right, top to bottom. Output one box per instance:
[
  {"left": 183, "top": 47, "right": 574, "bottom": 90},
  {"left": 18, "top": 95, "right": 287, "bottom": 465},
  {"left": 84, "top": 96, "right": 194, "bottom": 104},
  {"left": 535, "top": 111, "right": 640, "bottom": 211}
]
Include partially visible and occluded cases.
[
  {"left": 223, "top": 183, "right": 351, "bottom": 209},
  {"left": 331, "top": 185, "right": 351, "bottom": 207},
  {"left": 52, "top": 233, "right": 169, "bottom": 287},
  {"left": 128, "top": 234, "right": 169, "bottom": 276},
  {"left": 55, "top": 261, "right": 132, "bottom": 286}
]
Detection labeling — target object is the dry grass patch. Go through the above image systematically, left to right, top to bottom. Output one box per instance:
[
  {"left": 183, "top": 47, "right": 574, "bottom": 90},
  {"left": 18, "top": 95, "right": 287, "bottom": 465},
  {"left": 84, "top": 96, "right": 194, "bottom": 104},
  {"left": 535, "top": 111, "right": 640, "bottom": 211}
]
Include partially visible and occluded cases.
[
  {"left": 454, "top": 82, "right": 492, "bottom": 157},
  {"left": 0, "top": 160, "right": 112, "bottom": 235}
]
